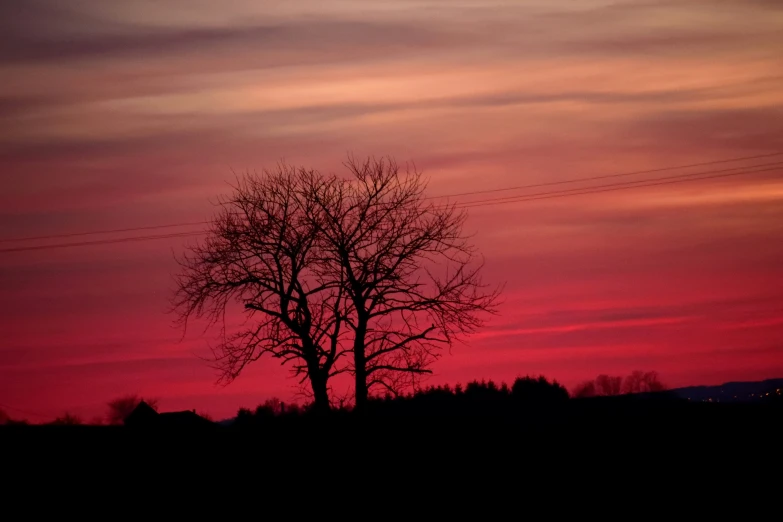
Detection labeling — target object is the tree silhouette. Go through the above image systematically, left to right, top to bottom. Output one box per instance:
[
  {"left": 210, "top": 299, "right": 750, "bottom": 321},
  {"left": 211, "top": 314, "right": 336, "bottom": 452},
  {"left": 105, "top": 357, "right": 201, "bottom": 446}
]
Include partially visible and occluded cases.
[
  {"left": 311, "top": 156, "right": 501, "bottom": 410},
  {"left": 172, "top": 157, "right": 500, "bottom": 410},
  {"left": 172, "top": 166, "right": 349, "bottom": 413},
  {"left": 622, "top": 370, "right": 666, "bottom": 394},
  {"left": 572, "top": 371, "right": 667, "bottom": 398},
  {"left": 595, "top": 375, "right": 623, "bottom": 396},
  {"left": 362, "top": 376, "right": 567, "bottom": 417},
  {"left": 511, "top": 376, "right": 570, "bottom": 403},
  {"left": 572, "top": 380, "right": 597, "bottom": 398},
  {"left": 106, "top": 394, "right": 159, "bottom": 425},
  {"left": 255, "top": 397, "right": 286, "bottom": 418},
  {"left": 234, "top": 407, "right": 254, "bottom": 427},
  {"left": 0, "top": 409, "right": 8, "bottom": 425},
  {"left": 50, "top": 412, "right": 82, "bottom": 425}
]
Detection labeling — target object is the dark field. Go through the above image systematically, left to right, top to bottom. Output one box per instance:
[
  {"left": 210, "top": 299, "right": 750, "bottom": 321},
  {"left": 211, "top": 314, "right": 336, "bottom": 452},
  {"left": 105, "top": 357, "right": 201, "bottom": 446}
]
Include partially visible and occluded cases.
[{"left": 4, "top": 397, "right": 780, "bottom": 460}]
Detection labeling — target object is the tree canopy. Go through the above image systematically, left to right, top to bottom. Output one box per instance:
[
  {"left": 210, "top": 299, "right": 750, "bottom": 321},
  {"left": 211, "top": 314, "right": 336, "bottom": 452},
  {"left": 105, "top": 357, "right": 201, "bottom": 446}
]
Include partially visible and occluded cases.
[{"left": 172, "top": 156, "right": 500, "bottom": 411}]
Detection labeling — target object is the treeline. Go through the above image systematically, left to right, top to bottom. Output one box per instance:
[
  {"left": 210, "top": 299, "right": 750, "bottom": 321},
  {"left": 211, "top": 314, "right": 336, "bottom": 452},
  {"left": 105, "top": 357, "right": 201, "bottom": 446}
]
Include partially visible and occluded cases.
[
  {"left": 572, "top": 371, "right": 666, "bottom": 398},
  {"left": 0, "top": 372, "right": 673, "bottom": 426},
  {"left": 232, "top": 372, "right": 671, "bottom": 424},
  {"left": 234, "top": 376, "right": 572, "bottom": 427},
  {"left": 365, "top": 376, "right": 570, "bottom": 416},
  {"left": 0, "top": 394, "right": 165, "bottom": 426}
]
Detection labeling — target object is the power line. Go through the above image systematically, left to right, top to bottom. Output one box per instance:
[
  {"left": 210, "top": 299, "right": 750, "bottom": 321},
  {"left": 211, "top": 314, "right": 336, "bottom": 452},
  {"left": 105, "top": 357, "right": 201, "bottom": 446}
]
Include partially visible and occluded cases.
[
  {"left": 3, "top": 151, "right": 780, "bottom": 245},
  {"left": 425, "top": 151, "right": 783, "bottom": 200},
  {"left": 1, "top": 158, "right": 780, "bottom": 254},
  {"left": 449, "top": 162, "right": 783, "bottom": 208},
  {"left": 3, "top": 165, "right": 779, "bottom": 253},
  {"left": 455, "top": 165, "right": 783, "bottom": 209},
  {"left": 0, "top": 220, "right": 209, "bottom": 244},
  {"left": 0, "top": 231, "right": 205, "bottom": 254}
]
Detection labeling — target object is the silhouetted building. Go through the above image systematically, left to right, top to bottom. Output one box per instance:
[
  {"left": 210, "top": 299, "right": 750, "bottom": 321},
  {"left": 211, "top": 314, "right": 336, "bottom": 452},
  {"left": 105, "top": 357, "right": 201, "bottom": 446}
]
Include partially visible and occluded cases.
[
  {"left": 124, "top": 400, "right": 158, "bottom": 426},
  {"left": 124, "top": 401, "right": 213, "bottom": 428}
]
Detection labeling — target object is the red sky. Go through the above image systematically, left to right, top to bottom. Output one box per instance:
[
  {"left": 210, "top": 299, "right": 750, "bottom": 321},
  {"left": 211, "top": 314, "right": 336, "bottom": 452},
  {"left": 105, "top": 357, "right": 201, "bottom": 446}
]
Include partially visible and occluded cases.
[{"left": 1, "top": 0, "right": 782, "bottom": 422}]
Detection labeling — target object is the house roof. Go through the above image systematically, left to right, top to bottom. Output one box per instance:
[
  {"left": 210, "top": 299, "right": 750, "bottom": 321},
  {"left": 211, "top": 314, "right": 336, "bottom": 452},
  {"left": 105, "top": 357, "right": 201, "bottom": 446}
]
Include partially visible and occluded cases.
[
  {"left": 124, "top": 400, "right": 159, "bottom": 425},
  {"left": 124, "top": 401, "right": 213, "bottom": 428},
  {"left": 158, "top": 411, "right": 214, "bottom": 427}
]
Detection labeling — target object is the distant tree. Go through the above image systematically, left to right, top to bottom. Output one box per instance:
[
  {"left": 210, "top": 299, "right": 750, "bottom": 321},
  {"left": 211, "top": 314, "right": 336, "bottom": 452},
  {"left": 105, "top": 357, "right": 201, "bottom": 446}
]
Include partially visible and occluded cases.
[
  {"left": 311, "top": 156, "right": 501, "bottom": 409},
  {"left": 622, "top": 370, "right": 666, "bottom": 394},
  {"left": 573, "top": 371, "right": 666, "bottom": 398},
  {"left": 364, "top": 375, "right": 570, "bottom": 417},
  {"left": 595, "top": 375, "right": 623, "bottom": 396},
  {"left": 511, "top": 376, "right": 569, "bottom": 403},
  {"left": 572, "top": 380, "right": 597, "bottom": 398},
  {"left": 106, "top": 394, "right": 159, "bottom": 425},
  {"left": 255, "top": 397, "right": 286, "bottom": 417},
  {"left": 252, "top": 398, "right": 308, "bottom": 418},
  {"left": 285, "top": 403, "right": 304, "bottom": 415},
  {"left": 232, "top": 407, "right": 254, "bottom": 428},
  {"left": 0, "top": 410, "right": 27, "bottom": 425},
  {"left": 51, "top": 413, "right": 82, "bottom": 425}
]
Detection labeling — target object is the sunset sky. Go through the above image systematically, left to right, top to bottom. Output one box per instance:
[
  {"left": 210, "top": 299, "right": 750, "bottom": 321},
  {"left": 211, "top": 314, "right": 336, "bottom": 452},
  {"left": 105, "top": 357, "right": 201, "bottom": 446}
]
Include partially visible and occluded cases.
[{"left": 1, "top": 0, "right": 782, "bottom": 422}]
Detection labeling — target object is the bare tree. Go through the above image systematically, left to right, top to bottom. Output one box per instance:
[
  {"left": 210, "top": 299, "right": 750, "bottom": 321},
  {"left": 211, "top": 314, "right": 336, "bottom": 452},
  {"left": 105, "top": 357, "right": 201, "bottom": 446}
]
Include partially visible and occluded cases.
[
  {"left": 311, "top": 156, "right": 501, "bottom": 409},
  {"left": 171, "top": 165, "right": 349, "bottom": 413},
  {"left": 622, "top": 370, "right": 666, "bottom": 394},
  {"left": 574, "top": 371, "right": 667, "bottom": 398},
  {"left": 593, "top": 375, "right": 623, "bottom": 396},
  {"left": 572, "top": 380, "right": 597, "bottom": 398},
  {"left": 106, "top": 394, "right": 159, "bottom": 425}
]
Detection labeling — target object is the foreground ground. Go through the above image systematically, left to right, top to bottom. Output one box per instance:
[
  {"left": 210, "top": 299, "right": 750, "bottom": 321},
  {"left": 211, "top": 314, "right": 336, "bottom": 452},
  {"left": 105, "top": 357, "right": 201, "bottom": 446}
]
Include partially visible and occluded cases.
[
  {"left": 3, "top": 398, "right": 780, "bottom": 455},
  {"left": 2, "top": 399, "right": 781, "bottom": 507}
]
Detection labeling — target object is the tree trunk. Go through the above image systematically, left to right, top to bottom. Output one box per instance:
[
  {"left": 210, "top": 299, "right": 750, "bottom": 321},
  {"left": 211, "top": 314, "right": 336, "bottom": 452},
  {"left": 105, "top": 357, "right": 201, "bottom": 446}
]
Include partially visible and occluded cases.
[
  {"left": 353, "top": 317, "right": 368, "bottom": 412},
  {"left": 302, "top": 338, "right": 330, "bottom": 414},
  {"left": 309, "top": 370, "right": 331, "bottom": 415}
]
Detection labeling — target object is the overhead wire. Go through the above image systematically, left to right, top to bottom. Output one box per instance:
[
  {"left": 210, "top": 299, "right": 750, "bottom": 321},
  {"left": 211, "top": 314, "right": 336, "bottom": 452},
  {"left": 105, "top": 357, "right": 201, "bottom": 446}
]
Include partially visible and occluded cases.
[
  {"left": 3, "top": 151, "right": 780, "bottom": 245},
  {"left": 424, "top": 151, "right": 783, "bottom": 200},
  {"left": 1, "top": 153, "right": 781, "bottom": 253},
  {"left": 450, "top": 162, "right": 783, "bottom": 209},
  {"left": 458, "top": 166, "right": 782, "bottom": 209},
  {"left": 0, "top": 220, "right": 209, "bottom": 244},
  {"left": 0, "top": 231, "right": 205, "bottom": 254}
]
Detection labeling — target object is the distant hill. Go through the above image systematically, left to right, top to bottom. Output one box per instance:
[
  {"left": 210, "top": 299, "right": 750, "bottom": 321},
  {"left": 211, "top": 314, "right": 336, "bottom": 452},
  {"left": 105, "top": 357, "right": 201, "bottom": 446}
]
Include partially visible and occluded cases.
[{"left": 670, "top": 378, "right": 783, "bottom": 403}]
